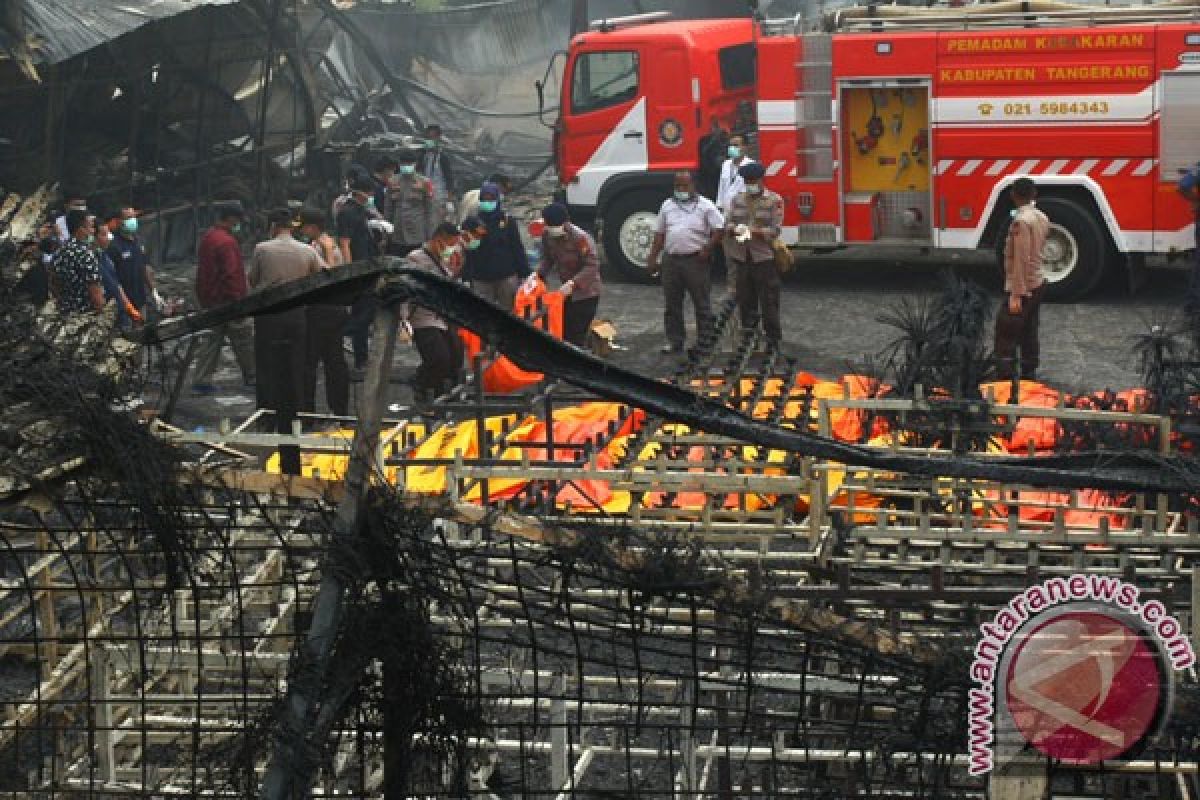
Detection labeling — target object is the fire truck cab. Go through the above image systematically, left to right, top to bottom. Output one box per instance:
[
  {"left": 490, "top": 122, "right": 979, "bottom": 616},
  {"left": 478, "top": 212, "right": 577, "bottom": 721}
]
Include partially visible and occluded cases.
[
  {"left": 554, "top": 5, "right": 1200, "bottom": 300},
  {"left": 555, "top": 14, "right": 757, "bottom": 279}
]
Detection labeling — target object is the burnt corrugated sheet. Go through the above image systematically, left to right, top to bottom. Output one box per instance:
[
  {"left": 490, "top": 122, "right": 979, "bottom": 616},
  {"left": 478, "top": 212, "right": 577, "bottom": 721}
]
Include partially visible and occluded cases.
[
  {"left": 19, "top": 0, "right": 238, "bottom": 65},
  {"left": 346, "top": 0, "right": 566, "bottom": 75}
]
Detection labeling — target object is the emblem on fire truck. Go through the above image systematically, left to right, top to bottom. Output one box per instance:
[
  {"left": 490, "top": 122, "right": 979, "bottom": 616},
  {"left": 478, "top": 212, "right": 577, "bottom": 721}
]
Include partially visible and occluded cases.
[{"left": 658, "top": 119, "right": 683, "bottom": 148}]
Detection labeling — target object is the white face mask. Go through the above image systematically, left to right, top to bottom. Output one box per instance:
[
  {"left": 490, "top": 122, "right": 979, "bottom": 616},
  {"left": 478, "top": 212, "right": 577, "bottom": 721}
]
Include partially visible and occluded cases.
[
  {"left": 746, "top": 184, "right": 763, "bottom": 195},
  {"left": 546, "top": 225, "right": 567, "bottom": 237}
]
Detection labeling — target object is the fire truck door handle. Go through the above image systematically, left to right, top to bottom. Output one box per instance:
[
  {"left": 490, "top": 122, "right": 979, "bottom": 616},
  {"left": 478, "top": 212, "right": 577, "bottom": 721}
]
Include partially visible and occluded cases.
[{"left": 623, "top": 131, "right": 644, "bottom": 140}]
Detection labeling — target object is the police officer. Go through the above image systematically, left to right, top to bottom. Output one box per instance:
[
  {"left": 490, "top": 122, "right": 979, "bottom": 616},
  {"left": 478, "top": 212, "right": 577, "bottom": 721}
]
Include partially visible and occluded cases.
[
  {"left": 387, "top": 149, "right": 436, "bottom": 257},
  {"left": 725, "top": 162, "right": 785, "bottom": 350},
  {"left": 994, "top": 177, "right": 1049, "bottom": 381},
  {"left": 530, "top": 203, "right": 603, "bottom": 348},
  {"left": 399, "top": 222, "right": 466, "bottom": 404}
]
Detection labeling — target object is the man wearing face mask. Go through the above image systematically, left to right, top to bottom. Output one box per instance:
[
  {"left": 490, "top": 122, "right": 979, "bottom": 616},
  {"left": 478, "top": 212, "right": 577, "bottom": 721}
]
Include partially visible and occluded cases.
[
  {"left": 418, "top": 123, "right": 455, "bottom": 223},
  {"left": 716, "top": 134, "right": 755, "bottom": 213},
  {"left": 387, "top": 149, "right": 435, "bottom": 257},
  {"left": 372, "top": 156, "right": 399, "bottom": 217},
  {"left": 725, "top": 162, "right": 785, "bottom": 351},
  {"left": 646, "top": 172, "right": 725, "bottom": 355},
  {"left": 459, "top": 173, "right": 511, "bottom": 226},
  {"left": 338, "top": 177, "right": 382, "bottom": 373},
  {"left": 462, "top": 182, "right": 530, "bottom": 311},
  {"left": 193, "top": 202, "right": 255, "bottom": 393},
  {"left": 529, "top": 203, "right": 603, "bottom": 349},
  {"left": 109, "top": 206, "right": 159, "bottom": 320},
  {"left": 51, "top": 210, "right": 104, "bottom": 315},
  {"left": 456, "top": 215, "right": 486, "bottom": 279},
  {"left": 93, "top": 217, "right": 141, "bottom": 330},
  {"left": 399, "top": 222, "right": 466, "bottom": 405}
]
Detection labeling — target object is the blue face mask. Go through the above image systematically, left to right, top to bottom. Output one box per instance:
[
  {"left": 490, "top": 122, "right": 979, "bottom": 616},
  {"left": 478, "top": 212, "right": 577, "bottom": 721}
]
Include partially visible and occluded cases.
[
  {"left": 728, "top": 145, "right": 741, "bottom": 159},
  {"left": 399, "top": 165, "right": 416, "bottom": 176},
  {"left": 674, "top": 190, "right": 692, "bottom": 202},
  {"left": 479, "top": 200, "right": 498, "bottom": 213},
  {"left": 121, "top": 217, "right": 138, "bottom": 236},
  {"left": 466, "top": 239, "right": 482, "bottom": 251}
]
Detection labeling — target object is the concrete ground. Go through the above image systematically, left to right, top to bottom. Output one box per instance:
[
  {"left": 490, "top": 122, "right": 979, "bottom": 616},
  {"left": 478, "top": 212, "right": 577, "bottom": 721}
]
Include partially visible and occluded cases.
[{"left": 154, "top": 249, "right": 1193, "bottom": 432}]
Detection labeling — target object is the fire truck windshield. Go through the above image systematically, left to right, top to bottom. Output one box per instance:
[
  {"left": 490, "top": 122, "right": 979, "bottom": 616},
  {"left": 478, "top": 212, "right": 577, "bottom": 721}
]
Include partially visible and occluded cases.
[{"left": 570, "top": 51, "right": 639, "bottom": 114}]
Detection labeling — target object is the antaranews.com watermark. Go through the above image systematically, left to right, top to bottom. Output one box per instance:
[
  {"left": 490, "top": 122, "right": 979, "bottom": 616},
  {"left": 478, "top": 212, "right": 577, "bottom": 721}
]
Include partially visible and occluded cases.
[{"left": 967, "top": 574, "right": 1195, "bottom": 776}]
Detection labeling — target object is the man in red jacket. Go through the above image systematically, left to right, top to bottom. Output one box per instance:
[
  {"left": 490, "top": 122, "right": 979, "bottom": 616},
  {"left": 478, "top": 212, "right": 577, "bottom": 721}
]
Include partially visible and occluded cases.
[{"left": 192, "top": 202, "right": 255, "bottom": 393}]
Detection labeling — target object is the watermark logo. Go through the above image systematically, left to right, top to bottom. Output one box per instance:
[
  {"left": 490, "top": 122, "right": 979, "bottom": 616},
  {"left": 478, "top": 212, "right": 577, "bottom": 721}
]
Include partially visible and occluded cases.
[{"left": 967, "top": 575, "right": 1195, "bottom": 775}]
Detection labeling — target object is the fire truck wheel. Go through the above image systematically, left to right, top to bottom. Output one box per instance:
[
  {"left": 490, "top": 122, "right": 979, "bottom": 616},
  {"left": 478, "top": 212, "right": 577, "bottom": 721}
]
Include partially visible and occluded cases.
[
  {"left": 602, "top": 191, "right": 665, "bottom": 283},
  {"left": 1034, "top": 196, "right": 1107, "bottom": 301}
]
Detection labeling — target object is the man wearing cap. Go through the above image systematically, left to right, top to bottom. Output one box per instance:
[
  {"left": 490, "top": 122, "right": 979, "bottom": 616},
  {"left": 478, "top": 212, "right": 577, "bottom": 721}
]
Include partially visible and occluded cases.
[
  {"left": 387, "top": 149, "right": 435, "bottom": 257},
  {"left": 725, "top": 162, "right": 785, "bottom": 350},
  {"left": 646, "top": 171, "right": 725, "bottom": 355},
  {"left": 462, "top": 181, "right": 530, "bottom": 311},
  {"left": 193, "top": 202, "right": 255, "bottom": 392},
  {"left": 530, "top": 203, "right": 603, "bottom": 348},
  {"left": 249, "top": 208, "right": 322, "bottom": 435},
  {"left": 399, "top": 221, "right": 466, "bottom": 404}
]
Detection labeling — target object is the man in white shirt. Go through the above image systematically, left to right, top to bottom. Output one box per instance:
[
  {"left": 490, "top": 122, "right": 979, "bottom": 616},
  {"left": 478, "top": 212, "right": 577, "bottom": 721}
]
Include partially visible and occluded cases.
[
  {"left": 716, "top": 135, "right": 755, "bottom": 213},
  {"left": 646, "top": 172, "right": 725, "bottom": 355}
]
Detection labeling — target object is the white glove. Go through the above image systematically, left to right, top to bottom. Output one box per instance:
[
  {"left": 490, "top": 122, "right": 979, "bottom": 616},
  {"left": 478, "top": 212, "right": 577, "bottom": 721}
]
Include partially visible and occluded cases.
[
  {"left": 368, "top": 219, "right": 394, "bottom": 236},
  {"left": 734, "top": 224, "right": 752, "bottom": 244},
  {"left": 520, "top": 274, "right": 540, "bottom": 295},
  {"left": 559, "top": 280, "right": 575, "bottom": 298},
  {"left": 151, "top": 289, "right": 166, "bottom": 313},
  {"left": 398, "top": 319, "right": 413, "bottom": 343}
]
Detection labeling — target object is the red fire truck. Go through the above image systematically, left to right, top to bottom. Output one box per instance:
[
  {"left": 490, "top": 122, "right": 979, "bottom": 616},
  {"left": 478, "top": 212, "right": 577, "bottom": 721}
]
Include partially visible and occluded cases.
[{"left": 552, "top": 5, "right": 1200, "bottom": 299}]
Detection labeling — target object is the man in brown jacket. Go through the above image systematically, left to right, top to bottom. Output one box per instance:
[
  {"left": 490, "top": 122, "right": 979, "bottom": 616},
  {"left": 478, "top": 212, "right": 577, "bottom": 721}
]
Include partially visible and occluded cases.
[
  {"left": 724, "top": 162, "right": 785, "bottom": 349},
  {"left": 994, "top": 177, "right": 1050, "bottom": 381},
  {"left": 531, "top": 203, "right": 603, "bottom": 348},
  {"left": 400, "top": 222, "right": 465, "bottom": 403}
]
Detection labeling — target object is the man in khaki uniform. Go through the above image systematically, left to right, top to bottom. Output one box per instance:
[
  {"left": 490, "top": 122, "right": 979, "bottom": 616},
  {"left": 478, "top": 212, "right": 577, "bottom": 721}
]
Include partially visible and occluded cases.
[
  {"left": 387, "top": 150, "right": 435, "bottom": 257},
  {"left": 724, "top": 162, "right": 785, "bottom": 349},
  {"left": 994, "top": 177, "right": 1050, "bottom": 381}
]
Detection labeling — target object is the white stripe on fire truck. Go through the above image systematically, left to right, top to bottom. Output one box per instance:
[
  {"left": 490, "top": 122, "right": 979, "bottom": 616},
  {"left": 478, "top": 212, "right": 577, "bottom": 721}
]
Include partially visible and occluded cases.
[
  {"left": 757, "top": 101, "right": 797, "bottom": 129},
  {"left": 957, "top": 159, "right": 983, "bottom": 177},
  {"left": 1015, "top": 159, "right": 1040, "bottom": 175},
  {"left": 1043, "top": 159, "right": 1070, "bottom": 175},
  {"left": 1073, "top": 159, "right": 1100, "bottom": 176},
  {"left": 1102, "top": 159, "right": 1129, "bottom": 176},
  {"left": 1132, "top": 159, "right": 1156, "bottom": 177},
  {"left": 765, "top": 160, "right": 788, "bottom": 178},
  {"left": 936, "top": 160, "right": 954, "bottom": 176},
  {"left": 985, "top": 160, "right": 1011, "bottom": 177}
]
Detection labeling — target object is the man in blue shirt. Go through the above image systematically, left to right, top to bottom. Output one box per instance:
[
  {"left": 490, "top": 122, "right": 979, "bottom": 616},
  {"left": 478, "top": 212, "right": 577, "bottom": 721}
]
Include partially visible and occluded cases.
[
  {"left": 107, "top": 206, "right": 157, "bottom": 319},
  {"left": 94, "top": 219, "right": 140, "bottom": 328}
]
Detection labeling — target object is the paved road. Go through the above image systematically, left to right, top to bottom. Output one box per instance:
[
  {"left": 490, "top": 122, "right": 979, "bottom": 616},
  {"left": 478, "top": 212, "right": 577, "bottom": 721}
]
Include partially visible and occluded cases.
[
  {"left": 156, "top": 251, "right": 1193, "bottom": 430},
  {"left": 612, "top": 251, "right": 1191, "bottom": 393}
]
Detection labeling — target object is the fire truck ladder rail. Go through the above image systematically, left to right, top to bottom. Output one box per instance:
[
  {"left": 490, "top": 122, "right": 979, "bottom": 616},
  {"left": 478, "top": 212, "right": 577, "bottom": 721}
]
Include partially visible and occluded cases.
[{"left": 828, "top": 1, "right": 1200, "bottom": 33}]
